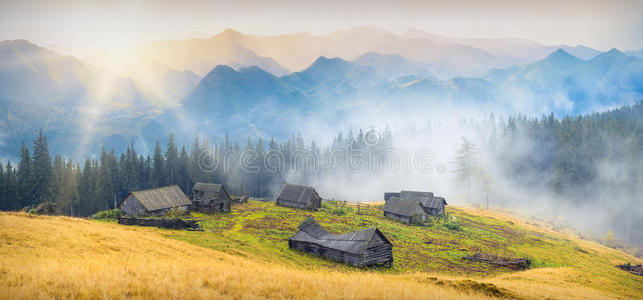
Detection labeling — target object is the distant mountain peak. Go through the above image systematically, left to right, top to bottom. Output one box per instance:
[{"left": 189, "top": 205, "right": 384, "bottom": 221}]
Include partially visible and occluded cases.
[
  {"left": 214, "top": 28, "right": 244, "bottom": 40},
  {"left": 0, "top": 39, "right": 40, "bottom": 50},
  {"left": 543, "top": 48, "right": 582, "bottom": 64},
  {"left": 590, "top": 48, "right": 629, "bottom": 63},
  {"left": 605, "top": 48, "right": 626, "bottom": 57},
  {"left": 309, "top": 56, "right": 347, "bottom": 68},
  {"left": 203, "top": 65, "right": 237, "bottom": 80}
]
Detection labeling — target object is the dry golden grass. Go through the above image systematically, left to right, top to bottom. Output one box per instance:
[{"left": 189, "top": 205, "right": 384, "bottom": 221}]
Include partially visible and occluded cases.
[
  {"left": 450, "top": 206, "right": 643, "bottom": 299},
  {"left": 2, "top": 208, "right": 641, "bottom": 299},
  {"left": 0, "top": 212, "right": 488, "bottom": 299}
]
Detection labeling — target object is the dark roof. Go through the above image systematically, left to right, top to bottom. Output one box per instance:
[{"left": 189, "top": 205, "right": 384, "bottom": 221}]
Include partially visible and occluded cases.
[
  {"left": 192, "top": 182, "right": 230, "bottom": 206},
  {"left": 193, "top": 182, "right": 223, "bottom": 193},
  {"left": 276, "top": 183, "right": 319, "bottom": 203},
  {"left": 128, "top": 185, "right": 192, "bottom": 211},
  {"left": 400, "top": 190, "right": 433, "bottom": 206},
  {"left": 425, "top": 196, "right": 447, "bottom": 208},
  {"left": 383, "top": 197, "right": 426, "bottom": 217},
  {"left": 289, "top": 217, "right": 390, "bottom": 255}
]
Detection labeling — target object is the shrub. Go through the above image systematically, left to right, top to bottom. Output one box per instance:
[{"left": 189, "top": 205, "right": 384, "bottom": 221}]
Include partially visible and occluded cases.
[
  {"left": 163, "top": 208, "right": 189, "bottom": 219},
  {"left": 330, "top": 208, "right": 346, "bottom": 216},
  {"left": 93, "top": 209, "right": 123, "bottom": 220},
  {"left": 444, "top": 220, "right": 462, "bottom": 231}
]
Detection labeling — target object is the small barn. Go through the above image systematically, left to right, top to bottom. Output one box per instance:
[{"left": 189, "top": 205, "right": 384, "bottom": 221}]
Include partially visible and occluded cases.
[
  {"left": 191, "top": 182, "right": 232, "bottom": 213},
  {"left": 275, "top": 183, "right": 322, "bottom": 210},
  {"left": 119, "top": 185, "right": 192, "bottom": 216},
  {"left": 384, "top": 190, "right": 448, "bottom": 216},
  {"left": 400, "top": 190, "right": 434, "bottom": 206},
  {"left": 384, "top": 192, "right": 400, "bottom": 202},
  {"left": 425, "top": 196, "right": 447, "bottom": 216},
  {"left": 383, "top": 197, "right": 428, "bottom": 224},
  {"left": 289, "top": 217, "right": 393, "bottom": 267}
]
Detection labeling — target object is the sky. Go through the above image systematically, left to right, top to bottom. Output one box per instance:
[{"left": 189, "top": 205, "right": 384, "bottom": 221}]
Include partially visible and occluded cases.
[{"left": 0, "top": 0, "right": 642, "bottom": 51}]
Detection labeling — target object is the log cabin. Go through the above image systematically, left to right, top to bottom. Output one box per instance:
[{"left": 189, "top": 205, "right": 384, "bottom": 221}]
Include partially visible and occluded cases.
[
  {"left": 191, "top": 182, "right": 232, "bottom": 213},
  {"left": 275, "top": 183, "right": 322, "bottom": 210},
  {"left": 119, "top": 185, "right": 192, "bottom": 216},
  {"left": 383, "top": 190, "right": 448, "bottom": 216},
  {"left": 383, "top": 196, "right": 428, "bottom": 224},
  {"left": 288, "top": 217, "right": 393, "bottom": 267}
]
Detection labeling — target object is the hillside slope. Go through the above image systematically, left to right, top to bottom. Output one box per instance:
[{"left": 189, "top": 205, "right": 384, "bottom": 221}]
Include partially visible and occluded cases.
[
  {"left": 1, "top": 202, "right": 641, "bottom": 299},
  {"left": 0, "top": 211, "right": 486, "bottom": 299}
]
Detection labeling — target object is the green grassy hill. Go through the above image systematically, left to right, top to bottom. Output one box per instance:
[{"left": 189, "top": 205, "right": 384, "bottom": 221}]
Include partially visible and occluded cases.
[
  {"left": 2, "top": 200, "right": 641, "bottom": 299},
  {"left": 154, "top": 200, "right": 642, "bottom": 299}
]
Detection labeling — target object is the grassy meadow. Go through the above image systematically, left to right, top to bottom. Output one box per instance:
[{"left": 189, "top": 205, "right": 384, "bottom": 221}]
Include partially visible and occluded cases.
[{"left": 1, "top": 200, "right": 641, "bottom": 299}]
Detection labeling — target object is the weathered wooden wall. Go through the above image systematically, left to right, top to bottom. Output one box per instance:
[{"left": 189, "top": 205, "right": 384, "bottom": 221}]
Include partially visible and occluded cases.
[
  {"left": 120, "top": 195, "right": 147, "bottom": 216},
  {"left": 288, "top": 240, "right": 393, "bottom": 267}
]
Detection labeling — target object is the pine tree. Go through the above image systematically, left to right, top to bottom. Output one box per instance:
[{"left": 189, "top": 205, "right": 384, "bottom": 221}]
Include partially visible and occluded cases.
[
  {"left": 32, "top": 130, "right": 54, "bottom": 205},
  {"left": 165, "top": 134, "right": 180, "bottom": 186},
  {"left": 189, "top": 135, "right": 202, "bottom": 184},
  {"left": 454, "top": 137, "right": 478, "bottom": 204},
  {"left": 16, "top": 141, "right": 32, "bottom": 207},
  {"left": 151, "top": 141, "right": 166, "bottom": 188},
  {"left": 178, "top": 146, "right": 191, "bottom": 193},
  {"left": 96, "top": 148, "right": 113, "bottom": 212},
  {"left": 108, "top": 150, "right": 119, "bottom": 208},
  {"left": 52, "top": 155, "right": 65, "bottom": 211},
  {"left": 77, "top": 158, "right": 95, "bottom": 216},
  {"left": 57, "top": 159, "right": 79, "bottom": 215},
  {"left": 0, "top": 161, "right": 5, "bottom": 209},
  {"left": 3, "top": 162, "right": 18, "bottom": 210}
]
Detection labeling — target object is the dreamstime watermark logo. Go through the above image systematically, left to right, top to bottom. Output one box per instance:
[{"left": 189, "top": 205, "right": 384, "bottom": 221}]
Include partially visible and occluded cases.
[{"left": 197, "top": 126, "right": 447, "bottom": 175}]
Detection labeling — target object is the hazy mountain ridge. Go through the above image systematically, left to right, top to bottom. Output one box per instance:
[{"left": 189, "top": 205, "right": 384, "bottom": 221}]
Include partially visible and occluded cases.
[
  {"left": 139, "top": 27, "right": 608, "bottom": 79},
  {"left": 399, "top": 28, "right": 603, "bottom": 61},
  {"left": 138, "top": 29, "right": 290, "bottom": 77},
  {"left": 1, "top": 38, "right": 642, "bottom": 158}
]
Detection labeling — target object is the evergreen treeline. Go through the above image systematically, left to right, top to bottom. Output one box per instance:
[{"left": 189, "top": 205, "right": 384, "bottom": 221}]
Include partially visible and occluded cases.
[
  {"left": 493, "top": 101, "right": 642, "bottom": 199},
  {"left": 0, "top": 129, "right": 394, "bottom": 216}
]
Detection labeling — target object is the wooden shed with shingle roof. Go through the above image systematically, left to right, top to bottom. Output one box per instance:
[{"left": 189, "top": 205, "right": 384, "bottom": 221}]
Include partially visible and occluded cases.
[
  {"left": 191, "top": 182, "right": 232, "bottom": 213},
  {"left": 275, "top": 183, "right": 322, "bottom": 210},
  {"left": 119, "top": 185, "right": 192, "bottom": 216},
  {"left": 384, "top": 190, "right": 448, "bottom": 216},
  {"left": 383, "top": 196, "right": 428, "bottom": 224},
  {"left": 288, "top": 217, "right": 393, "bottom": 267}
]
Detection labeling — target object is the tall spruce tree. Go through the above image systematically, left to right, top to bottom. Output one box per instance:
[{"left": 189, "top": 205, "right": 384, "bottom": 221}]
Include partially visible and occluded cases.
[
  {"left": 32, "top": 131, "right": 54, "bottom": 205},
  {"left": 165, "top": 134, "right": 180, "bottom": 186},
  {"left": 189, "top": 135, "right": 202, "bottom": 184},
  {"left": 454, "top": 137, "right": 478, "bottom": 204},
  {"left": 16, "top": 141, "right": 32, "bottom": 207},
  {"left": 151, "top": 141, "right": 166, "bottom": 188},
  {"left": 178, "top": 146, "right": 191, "bottom": 193},
  {"left": 96, "top": 147, "right": 113, "bottom": 212},
  {"left": 52, "top": 155, "right": 65, "bottom": 210},
  {"left": 77, "top": 158, "right": 95, "bottom": 216},
  {"left": 0, "top": 162, "right": 5, "bottom": 209},
  {"left": 4, "top": 162, "right": 18, "bottom": 210}
]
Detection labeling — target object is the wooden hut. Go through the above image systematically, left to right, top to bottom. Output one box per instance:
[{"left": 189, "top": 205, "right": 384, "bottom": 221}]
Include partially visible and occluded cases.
[
  {"left": 191, "top": 182, "right": 232, "bottom": 213},
  {"left": 275, "top": 183, "right": 322, "bottom": 210},
  {"left": 119, "top": 185, "right": 192, "bottom": 216},
  {"left": 384, "top": 190, "right": 447, "bottom": 216},
  {"left": 400, "top": 190, "right": 434, "bottom": 205},
  {"left": 384, "top": 192, "right": 401, "bottom": 202},
  {"left": 383, "top": 196, "right": 428, "bottom": 224},
  {"left": 424, "top": 196, "right": 447, "bottom": 216},
  {"left": 289, "top": 217, "right": 393, "bottom": 267}
]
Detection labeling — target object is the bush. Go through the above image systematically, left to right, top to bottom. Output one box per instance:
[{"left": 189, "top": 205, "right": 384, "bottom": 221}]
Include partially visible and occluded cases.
[
  {"left": 163, "top": 208, "right": 189, "bottom": 219},
  {"left": 330, "top": 208, "right": 346, "bottom": 216},
  {"left": 93, "top": 209, "right": 123, "bottom": 220},
  {"left": 444, "top": 221, "right": 462, "bottom": 231}
]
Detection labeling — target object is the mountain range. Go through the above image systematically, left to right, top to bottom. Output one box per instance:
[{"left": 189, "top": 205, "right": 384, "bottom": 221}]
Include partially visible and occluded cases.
[
  {"left": 133, "top": 27, "right": 615, "bottom": 80},
  {"left": 0, "top": 30, "right": 642, "bottom": 158}
]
